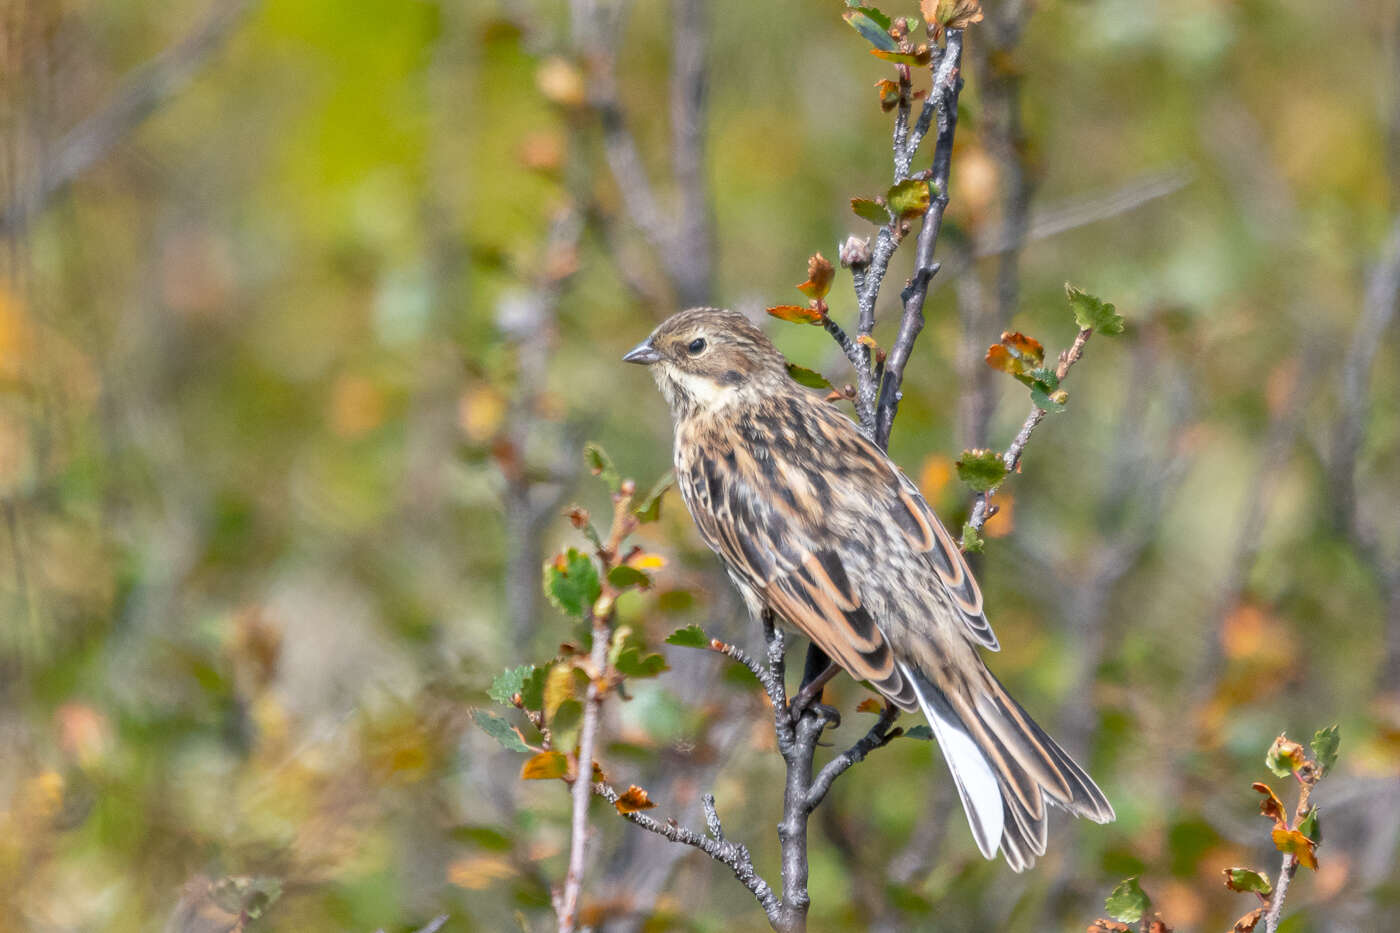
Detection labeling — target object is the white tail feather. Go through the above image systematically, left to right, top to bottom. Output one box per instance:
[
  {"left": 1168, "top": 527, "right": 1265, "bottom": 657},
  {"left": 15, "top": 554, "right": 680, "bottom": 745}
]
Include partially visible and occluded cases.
[{"left": 902, "top": 662, "right": 1004, "bottom": 860}]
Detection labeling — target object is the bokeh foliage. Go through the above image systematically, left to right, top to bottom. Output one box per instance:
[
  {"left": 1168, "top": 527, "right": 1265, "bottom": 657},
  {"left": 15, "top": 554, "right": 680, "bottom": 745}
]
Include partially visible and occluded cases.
[{"left": 1, "top": 0, "right": 1398, "bottom": 930}]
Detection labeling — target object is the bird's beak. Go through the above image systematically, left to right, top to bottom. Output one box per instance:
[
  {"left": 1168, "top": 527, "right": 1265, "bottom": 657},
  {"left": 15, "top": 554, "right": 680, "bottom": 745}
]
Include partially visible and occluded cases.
[{"left": 623, "top": 339, "right": 662, "bottom": 365}]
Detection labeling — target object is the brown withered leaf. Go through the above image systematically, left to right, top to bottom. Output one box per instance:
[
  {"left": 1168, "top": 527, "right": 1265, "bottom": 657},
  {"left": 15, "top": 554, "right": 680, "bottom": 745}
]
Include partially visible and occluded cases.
[
  {"left": 923, "top": 0, "right": 984, "bottom": 29},
  {"left": 875, "top": 78, "right": 901, "bottom": 112},
  {"left": 796, "top": 253, "right": 835, "bottom": 300},
  {"left": 767, "top": 304, "right": 824, "bottom": 325},
  {"left": 856, "top": 697, "right": 883, "bottom": 714},
  {"left": 521, "top": 750, "right": 569, "bottom": 780},
  {"left": 1252, "top": 782, "right": 1287, "bottom": 826},
  {"left": 614, "top": 784, "right": 657, "bottom": 814},
  {"left": 1272, "top": 827, "right": 1319, "bottom": 870},
  {"left": 1233, "top": 908, "right": 1265, "bottom": 932},
  {"left": 1087, "top": 921, "right": 1131, "bottom": 933},
  {"left": 1146, "top": 922, "right": 1172, "bottom": 933}
]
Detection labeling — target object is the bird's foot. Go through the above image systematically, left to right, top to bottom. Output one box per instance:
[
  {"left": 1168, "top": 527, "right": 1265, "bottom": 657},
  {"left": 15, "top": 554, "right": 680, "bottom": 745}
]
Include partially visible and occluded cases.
[{"left": 790, "top": 698, "right": 840, "bottom": 730}]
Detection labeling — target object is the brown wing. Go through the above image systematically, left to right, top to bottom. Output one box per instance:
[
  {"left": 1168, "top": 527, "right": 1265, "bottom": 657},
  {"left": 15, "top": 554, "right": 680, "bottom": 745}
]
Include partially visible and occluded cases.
[
  {"left": 677, "top": 446, "right": 918, "bottom": 710},
  {"left": 888, "top": 469, "right": 999, "bottom": 650}
]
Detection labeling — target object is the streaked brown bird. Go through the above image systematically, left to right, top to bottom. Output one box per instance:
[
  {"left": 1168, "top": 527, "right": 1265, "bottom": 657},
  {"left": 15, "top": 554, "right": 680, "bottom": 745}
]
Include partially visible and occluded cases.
[{"left": 624, "top": 307, "right": 1114, "bottom": 870}]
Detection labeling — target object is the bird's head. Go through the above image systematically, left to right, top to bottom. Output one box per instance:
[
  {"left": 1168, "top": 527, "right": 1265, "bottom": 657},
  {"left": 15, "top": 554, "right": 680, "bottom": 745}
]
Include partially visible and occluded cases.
[{"left": 623, "top": 307, "right": 790, "bottom": 416}]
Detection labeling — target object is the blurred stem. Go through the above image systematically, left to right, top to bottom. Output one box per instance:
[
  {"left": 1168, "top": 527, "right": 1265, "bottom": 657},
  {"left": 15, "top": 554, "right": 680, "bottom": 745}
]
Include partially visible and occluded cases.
[
  {"left": 0, "top": 0, "right": 257, "bottom": 235},
  {"left": 557, "top": 606, "right": 612, "bottom": 933}
]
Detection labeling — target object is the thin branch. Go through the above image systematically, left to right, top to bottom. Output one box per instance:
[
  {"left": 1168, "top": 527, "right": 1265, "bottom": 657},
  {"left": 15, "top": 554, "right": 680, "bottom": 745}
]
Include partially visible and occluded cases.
[
  {"left": 0, "top": 0, "right": 257, "bottom": 235},
  {"left": 874, "top": 28, "right": 966, "bottom": 449},
  {"left": 976, "top": 171, "right": 1193, "bottom": 259},
  {"left": 965, "top": 326, "right": 1093, "bottom": 537},
  {"left": 558, "top": 611, "right": 614, "bottom": 933},
  {"left": 806, "top": 704, "right": 901, "bottom": 809},
  {"left": 1264, "top": 775, "right": 1317, "bottom": 933},
  {"left": 592, "top": 782, "right": 782, "bottom": 923}
]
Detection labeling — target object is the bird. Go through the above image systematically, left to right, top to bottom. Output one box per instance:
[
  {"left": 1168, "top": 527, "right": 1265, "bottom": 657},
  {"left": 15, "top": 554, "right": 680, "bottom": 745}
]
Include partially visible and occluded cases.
[{"left": 623, "top": 306, "right": 1114, "bottom": 870}]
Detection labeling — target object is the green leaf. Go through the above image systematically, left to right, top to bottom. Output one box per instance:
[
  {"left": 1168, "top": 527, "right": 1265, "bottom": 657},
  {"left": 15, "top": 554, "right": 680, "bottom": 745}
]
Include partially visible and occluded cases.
[
  {"left": 845, "top": 1, "right": 891, "bottom": 30},
  {"left": 842, "top": 10, "right": 896, "bottom": 51},
  {"left": 887, "top": 179, "right": 932, "bottom": 218},
  {"left": 851, "top": 197, "right": 891, "bottom": 225},
  {"left": 1066, "top": 283, "right": 1126, "bottom": 335},
  {"left": 787, "top": 362, "right": 834, "bottom": 390},
  {"left": 1030, "top": 383, "right": 1066, "bottom": 413},
  {"left": 583, "top": 442, "right": 622, "bottom": 492},
  {"left": 956, "top": 448, "right": 1008, "bottom": 493},
  {"left": 634, "top": 470, "right": 674, "bottom": 523},
  {"left": 960, "top": 521, "right": 984, "bottom": 553},
  {"left": 544, "top": 548, "right": 602, "bottom": 617},
  {"left": 608, "top": 565, "right": 652, "bottom": 589},
  {"left": 665, "top": 625, "right": 709, "bottom": 648},
  {"left": 615, "top": 646, "right": 669, "bottom": 678},
  {"left": 488, "top": 665, "right": 536, "bottom": 706},
  {"left": 520, "top": 665, "right": 546, "bottom": 711},
  {"left": 550, "top": 699, "right": 583, "bottom": 749},
  {"left": 472, "top": 709, "right": 529, "bottom": 753},
  {"left": 903, "top": 724, "right": 934, "bottom": 740},
  {"left": 1311, "top": 724, "right": 1340, "bottom": 775},
  {"left": 1266, "top": 734, "right": 1306, "bottom": 777},
  {"left": 1298, "top": 807, "right": 1321, "bottom": 843},
  {"left": 451, "top": 824, "right": 514, "bottom": 851},
  {"left": 1223, "top": 868, "right": 1272, "bottom": 897},
  {"left": 1104, "top": 876, "right": 1151, "bottom": 924}
]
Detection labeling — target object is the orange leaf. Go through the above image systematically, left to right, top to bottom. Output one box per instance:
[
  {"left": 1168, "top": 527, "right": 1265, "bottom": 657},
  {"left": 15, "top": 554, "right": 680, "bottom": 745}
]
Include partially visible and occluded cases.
[
  {"left": 874, "top": 78, "right": 901, "bottom": 112},
  {"left": 795, "top": 253, "right": 835, "bottom": 300},
  {"left": 766, "top": 305, "right": 824, "bottom": 325},
  {"left": 1000, "top": 331, "right": 1044, "bottom": 364},
  {"left": 856, "top": 697, "right": 883, "bottom": 714},
  {"left": 521, "top": 750, "right": 569, "bottom": 780},
  {"left": 1252, "top": 782, "right": 1287, "bottom": 826},
  {"left": 614, "top": 784, "right": 657, "bottom": 813},
  {"left": 1271, "top": 827, "right": 1318, "bottom": 870}
]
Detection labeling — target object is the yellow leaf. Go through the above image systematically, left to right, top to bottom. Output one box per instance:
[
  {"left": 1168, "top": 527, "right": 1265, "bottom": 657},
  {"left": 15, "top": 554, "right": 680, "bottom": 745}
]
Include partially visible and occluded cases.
[
  {"left": 536, "top": 57, "right": 586, "bottom": 108},
  {"left": 329, "top": 374, "right": 385, "bottom": 438},
  {"left": 460, "top": 386, "right": 507, "bottom": 442},
  {"left": 628, "top": 552, "right": 667, "bottom": 570},
  {"left": 544, "top": 664, "right": 576, "bottom": 720},
  {"left": 856, "top": 698, "right": 883, "bottom": 714},
  {"left": 520, "top": 750, "right": 569, "bottom": 780},
  {"left": 1271, "top": 827, "right": 1318, "bottom": 870},
  {"left": 447, "top": 854, "right": 517, "bottom": 890}
]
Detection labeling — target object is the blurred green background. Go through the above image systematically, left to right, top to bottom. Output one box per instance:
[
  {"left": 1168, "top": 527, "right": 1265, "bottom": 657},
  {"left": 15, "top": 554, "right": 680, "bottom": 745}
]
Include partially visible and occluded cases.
[{"left": 2, "top": 0, "right": 1398, "bottom": 930}]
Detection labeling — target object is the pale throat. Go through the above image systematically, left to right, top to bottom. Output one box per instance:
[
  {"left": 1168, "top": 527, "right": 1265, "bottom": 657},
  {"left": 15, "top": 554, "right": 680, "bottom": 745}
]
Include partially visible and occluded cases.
[{"left": 655, "top": 366, "right": 745, "bottom": 415}]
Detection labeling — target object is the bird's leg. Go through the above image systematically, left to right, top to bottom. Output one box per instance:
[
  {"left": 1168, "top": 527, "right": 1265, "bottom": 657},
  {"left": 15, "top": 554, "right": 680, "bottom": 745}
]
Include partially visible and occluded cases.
[{"left": 790, "top": 644, "right": 840, "bottom": 726}]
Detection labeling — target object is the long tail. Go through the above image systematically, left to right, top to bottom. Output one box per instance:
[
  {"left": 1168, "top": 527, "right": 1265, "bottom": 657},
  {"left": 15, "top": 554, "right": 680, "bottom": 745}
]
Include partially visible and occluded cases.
[{"left": 900, "top": 660, "right": 1115, "bottom": 871}]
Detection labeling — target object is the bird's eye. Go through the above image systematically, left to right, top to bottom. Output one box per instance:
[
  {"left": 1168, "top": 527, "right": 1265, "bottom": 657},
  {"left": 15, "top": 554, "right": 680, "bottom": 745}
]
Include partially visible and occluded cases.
[{"left": 687, "top": 337, "right": 707, "bottom": 355}]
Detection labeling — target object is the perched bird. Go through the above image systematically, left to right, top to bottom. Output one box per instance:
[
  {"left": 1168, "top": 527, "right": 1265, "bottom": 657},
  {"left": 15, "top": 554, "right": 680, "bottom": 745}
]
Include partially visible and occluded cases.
[{"left": 623, "top": 307, "right": 1114, "bottom": 870}]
